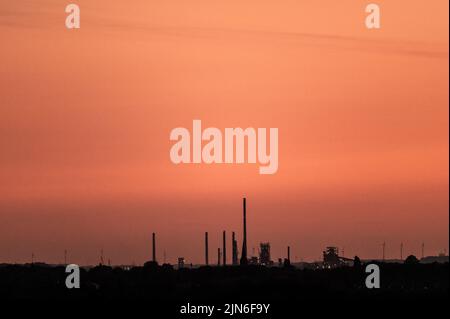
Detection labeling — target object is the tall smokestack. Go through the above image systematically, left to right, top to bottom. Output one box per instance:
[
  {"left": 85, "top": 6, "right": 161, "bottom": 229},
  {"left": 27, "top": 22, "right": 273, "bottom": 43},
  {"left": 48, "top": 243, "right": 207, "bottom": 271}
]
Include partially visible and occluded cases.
[
  {"left": 240, "top": 198, "right": 248, "bottom": 265},
  {"left": 223, "top": 231, "right": 227, "bottom": 266},
  {"left": 152, "top": 232, "right": 156, "bottom": 262},
  {"left": 205, "top": 232, "right": 209, "bottom": 265},
  {"left": 232, "top": 232, "right": 238, "bottom": 265},
  {"left": 217, "top": 248, "right": 221, "bottom": 266}
]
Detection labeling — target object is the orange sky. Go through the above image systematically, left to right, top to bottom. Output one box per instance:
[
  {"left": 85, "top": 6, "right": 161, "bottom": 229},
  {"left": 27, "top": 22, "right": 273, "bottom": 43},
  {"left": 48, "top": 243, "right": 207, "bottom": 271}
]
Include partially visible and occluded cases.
[{"left": 0, "top": 0, "right": 448, "bottom": 265}]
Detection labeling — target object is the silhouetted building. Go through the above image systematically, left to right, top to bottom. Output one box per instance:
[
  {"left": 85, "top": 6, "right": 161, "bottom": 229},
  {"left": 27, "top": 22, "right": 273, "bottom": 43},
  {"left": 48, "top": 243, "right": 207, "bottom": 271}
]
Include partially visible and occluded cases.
[
  {"left": 259, "top": 243, "right": 272, "bottom": 266},
  {"left": 323, "top": 247, "right": 352, "bottom": 268}
]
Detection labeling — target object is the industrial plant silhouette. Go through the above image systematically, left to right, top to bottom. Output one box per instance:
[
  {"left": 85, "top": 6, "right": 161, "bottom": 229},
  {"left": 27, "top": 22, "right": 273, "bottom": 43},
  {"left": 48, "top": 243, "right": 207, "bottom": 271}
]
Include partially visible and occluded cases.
[
  {"left": 147, "top": 197, "right": 296, "bottom": 268},
  {"left": 0, "top": 198, "right": 448, "bottom": 301}
]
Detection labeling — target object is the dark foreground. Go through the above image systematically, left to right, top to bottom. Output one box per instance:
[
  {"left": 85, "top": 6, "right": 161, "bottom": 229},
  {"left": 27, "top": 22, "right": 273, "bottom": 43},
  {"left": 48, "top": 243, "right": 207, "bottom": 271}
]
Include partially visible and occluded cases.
[
  {"left": 0, "top": 262, "right": 448, "bottom": 316},
  {"left": 1, "top": 262, "right": 448, "bottom": 298}
]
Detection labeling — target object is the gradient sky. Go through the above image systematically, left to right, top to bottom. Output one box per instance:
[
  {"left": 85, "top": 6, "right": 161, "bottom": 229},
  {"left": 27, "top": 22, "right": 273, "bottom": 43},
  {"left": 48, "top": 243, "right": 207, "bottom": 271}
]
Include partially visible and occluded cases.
[{"left": 0, "top": 0, "right": 448, "bottom": 265}]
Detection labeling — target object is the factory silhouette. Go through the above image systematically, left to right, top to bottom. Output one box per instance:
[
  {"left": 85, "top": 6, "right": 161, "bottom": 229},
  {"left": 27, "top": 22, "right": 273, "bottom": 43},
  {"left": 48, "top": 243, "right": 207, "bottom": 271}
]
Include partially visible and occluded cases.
[
  {"left": 0, "top": 197, "right": 448, "bottom": 302},
  {"left": 23, "top": 197, "right": 448, "bottom": 269},
  {"left": 142, "top": 198, "right": 443, "bottom": 269},
  {"left": 145, "top": 198, "right": 346, "bottom": 269},
  {"left": 151, "top": 198, "right": 272, "bottom": 269}
]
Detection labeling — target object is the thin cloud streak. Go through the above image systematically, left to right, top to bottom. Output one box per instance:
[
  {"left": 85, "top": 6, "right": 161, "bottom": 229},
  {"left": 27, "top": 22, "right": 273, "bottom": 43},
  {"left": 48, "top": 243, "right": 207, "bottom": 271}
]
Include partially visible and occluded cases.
[
  {"left": 1, "top": 5, "right": 447, "bottom": 60},
  {"left": 86, "top": 19, "right": 449, "bottom": 60}
]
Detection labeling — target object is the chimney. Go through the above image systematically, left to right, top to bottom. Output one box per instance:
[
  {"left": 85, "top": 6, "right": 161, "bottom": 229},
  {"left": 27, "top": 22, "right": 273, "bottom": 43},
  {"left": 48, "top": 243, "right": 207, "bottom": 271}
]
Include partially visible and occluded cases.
[
  {"left": 240, "top": 198, "right": 248, "bottom": 265},
  {"left": 223, "top": 231, "right": 227, "bottom": 265},
  {"left": 232, "top": 231, "right": 238, "bottom": 265},
  {"left": 152, "top": 232, "right": 156, "bottom": 263},
  {"left": 205, "top": 232, "right": 209, "bottom": 265},
  {"left": 217, "top": 248, "right": 221, "bottom": 266}
]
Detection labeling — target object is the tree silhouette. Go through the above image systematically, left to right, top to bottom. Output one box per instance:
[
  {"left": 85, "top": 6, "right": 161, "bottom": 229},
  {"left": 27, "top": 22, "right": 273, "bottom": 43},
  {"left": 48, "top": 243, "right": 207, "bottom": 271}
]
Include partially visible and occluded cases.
[
  {"left": 404, "top": 255, "right": 419, "bottom": 265},
  {"left": 353, "top": 256, "right": 362, "bottom": 268}
]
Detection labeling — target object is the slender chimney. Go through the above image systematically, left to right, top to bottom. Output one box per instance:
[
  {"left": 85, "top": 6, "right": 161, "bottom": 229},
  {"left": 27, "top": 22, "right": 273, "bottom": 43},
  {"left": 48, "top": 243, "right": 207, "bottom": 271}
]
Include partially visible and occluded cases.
[
  {"left": 240, "top": 198, "right": 248, "bottom": 265},
  {"left": 223, "top": 231, "right": 227, "bottom": 266},
  {"left": 152, "top": 232, "right": 156, "bottom": 262},
  {"left": 205, "top": 232, "right": 209, "bottom": 265},
  {"left": 232, "top": 232, "right": 238, "bottom": 265},
  {"left": 217, "top": 248, "right": 221, "bottom": 266}
]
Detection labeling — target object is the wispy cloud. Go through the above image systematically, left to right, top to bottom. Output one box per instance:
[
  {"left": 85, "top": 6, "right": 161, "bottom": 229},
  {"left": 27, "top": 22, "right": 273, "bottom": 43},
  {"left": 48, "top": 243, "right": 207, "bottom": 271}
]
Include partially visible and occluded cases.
[
  {"left": 1, "top": 1, "right": 447, "bottom": 60},
  {"left": 88, "top": 19, "right": 449, "bottom": 60}
]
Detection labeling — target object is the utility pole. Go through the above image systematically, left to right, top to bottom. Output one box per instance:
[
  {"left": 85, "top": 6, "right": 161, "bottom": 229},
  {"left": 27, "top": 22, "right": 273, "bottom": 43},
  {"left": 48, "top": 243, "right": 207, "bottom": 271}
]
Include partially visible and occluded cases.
[
  {"left": 223, "top": 231, "right": 227, "bottom": 266},
  {"left": 205, "top": 232, "right": 209, "bottom": 265}
]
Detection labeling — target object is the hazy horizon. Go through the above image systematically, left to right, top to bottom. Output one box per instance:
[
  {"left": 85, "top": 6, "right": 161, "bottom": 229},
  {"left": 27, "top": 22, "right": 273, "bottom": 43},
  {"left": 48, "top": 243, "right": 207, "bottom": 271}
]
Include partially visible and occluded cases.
[{"left": 0, "top": 0, "right": 448, "bottom": 265}]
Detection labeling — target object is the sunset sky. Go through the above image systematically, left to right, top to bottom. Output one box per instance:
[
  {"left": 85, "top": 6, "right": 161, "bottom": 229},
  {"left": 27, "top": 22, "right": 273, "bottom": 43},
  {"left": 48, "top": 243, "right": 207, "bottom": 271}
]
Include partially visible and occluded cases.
[{"left": 0, "top": 0, "right": 448, "bottom": 265}]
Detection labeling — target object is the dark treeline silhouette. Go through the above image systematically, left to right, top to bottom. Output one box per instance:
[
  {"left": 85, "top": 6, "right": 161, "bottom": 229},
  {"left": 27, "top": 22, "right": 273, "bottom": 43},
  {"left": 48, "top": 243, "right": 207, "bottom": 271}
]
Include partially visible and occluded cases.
[{"left": 0, "top": 262, "right": 447, "bottom": 300}]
